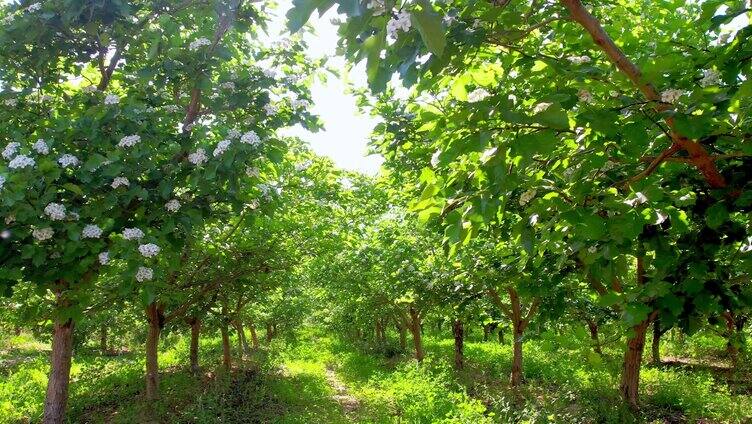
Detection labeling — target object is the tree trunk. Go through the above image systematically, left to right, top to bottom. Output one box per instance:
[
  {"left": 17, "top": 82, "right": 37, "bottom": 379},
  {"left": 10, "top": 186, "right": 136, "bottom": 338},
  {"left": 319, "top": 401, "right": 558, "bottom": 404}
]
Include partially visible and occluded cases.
[
  {"left": 145, "top": 302, "right": 164, "bottom": 402},
  {"left": 408, "top": 307, "right": 424, "bottom": 362},
  {"left": 619, "top": 317, "right": 652, "bottom": 411},
  {"left": 43, "top": 318, "right": 74, "bottom": 424},
  {"left": 189, "top": 319, "right": 201, "bottom": 375},
  {"left": 453, "top": 319, "right": 464, "bottom": 369},
  {"left": 586, "top": 319, "right": 602, "bottom": 355},
  {"left": 511, "top": 320, "right": 524, "bottom": 387},
  {"left": 651, "top": 320, "right": 661, "bottom": 365},
  {"left": 235, "top": 321, "right": 250, "bottom": 356},
  {"left": 248, "top": 321, "right": 259, "bottom": 349},
  {"left": 266, "top": 322, "right": 274, "bottom": 342},
  {"left": 221, "top": 323, "right": 232, "bottom": 370},
  {"left": 100, "top": 324, "right": 108, "bottom": 355},
  {"left": 398, "top": 324, "right": 407, "bottom": 350},
  {"left": 483, "top": 324, "right": 490, "bottom": 342},
  {"left": 498, "top": 327, "right": 504, "bottom": 344}
]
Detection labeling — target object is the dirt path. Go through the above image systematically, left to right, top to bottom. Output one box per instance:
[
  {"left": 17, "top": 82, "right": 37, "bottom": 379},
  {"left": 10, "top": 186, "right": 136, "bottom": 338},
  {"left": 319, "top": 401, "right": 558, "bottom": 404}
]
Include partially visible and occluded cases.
[{"left": 325, "top": 364, "right": 360, "bottom": 418}]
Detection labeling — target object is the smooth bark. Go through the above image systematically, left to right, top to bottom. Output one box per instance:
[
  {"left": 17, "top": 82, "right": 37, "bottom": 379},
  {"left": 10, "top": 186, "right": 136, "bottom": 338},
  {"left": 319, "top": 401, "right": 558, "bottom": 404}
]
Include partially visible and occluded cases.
[
  {"left": 145, "top": 303, "right": 164, "bottom": 401},
  {"left": 408, "top": 307, "right": 424, "bottom": 362},
  {"left": 619, "top": 317, "right": 652, "bottom": 410},
  {"left": 43, "top": 318, "right": 74, "bottom": 424},
  {"left": 189, "top": 319, "right": 201, "bottom": 374},
  {"left": 452, "top": 319, "right": 464, "bottom": 369},
  {"left": 586, "top": 319, "right": 602, "bottom": 355},
  {"left": 651, "top": 320, "right": 661, "bottom": 365},
  {"left": 248, "top": 321, "right": 259, "bottom": 349},
  {"left": 221, "top": 323, "right": 232, "bottom": 370},
  {"left": 100, "top": 324, "right": 108, "bottom": 355}
]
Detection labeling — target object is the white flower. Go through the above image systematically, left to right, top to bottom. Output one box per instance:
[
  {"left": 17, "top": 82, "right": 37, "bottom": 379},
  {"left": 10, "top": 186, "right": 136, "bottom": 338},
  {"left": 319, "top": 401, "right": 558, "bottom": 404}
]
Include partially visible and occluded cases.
[
  {"left": 366, "top": 0, "right": 386, "bottom": 15},
  {"left": 26, "top": 3, "right": 41, "bottom": 12},
  {"left": 387, "top": 10, "right": 412, "bottom": 38},
  {"left": 1, "top": 14, "right": 15, "bottom": 25},
  {"left": 718, "top": 33, "right": 731, "bottom": 45},
  {"left": 189, "top": 37, "right": 211, "bottom": 51},
  {"left": 567, "top": 56, "right": 591, "bottom": 65},
  {"left": 262, "top": 68, "right": 277, "bottom": 79},
  {"left": 700, "top": 69, "right": 720, "bottom": 87},
  {"left": 220, "top": 81, "right": 235, "bottom": 90},
  {"left": 83, "top": 85, "right": 98, "bottom": 93},
  {"left": 467, "top": 88, "right": 491, "bottom": 103},
  {"left": 577, "top": 89, "right": 593, "bottom": 103},
  {"left": 660, "top": 89, "right": 684, "bottom": 104},
  {"left": 41, "top": 94, "right": 54, "bottom": 102},
  {"left": 104, "top": 94, "right": 120, "bottom": 105},
  {"left": 4, "top": 98, "right": 18, "bottom": 107},
  {"left": 291, "top": 98, "right": 310, "bottom": 109},
  {"left": 533, "top": 102, "right": 552, "bottom": 113},
  {"left": 263, "top": 103, "right": 278, "bottom": 116},
  {"left": 163, "top": 104, "right": 181, "bottom": 113},
  {"left": 227, "top": 129, "right": 241, "bottom": 139},
  {"left": 240, "top": 131, "right": 261, "bottom": 145},
  {"left": 118, "top": 134, "right": 141, "bottom": 148},
  {"left": 32, "top": 139, "right": 49, "bottom": 154},
  {"left": 213, "top": 139, "right": 231, "bottom": 157},
  {"left": 2, "top": 142, "right": 20, "bottom": 160},
  {"left": 480, "top": 147, "right": 497, "bottom": 163},
  {"left": 188, "top": 148, "right": 208, "bottom": 165},
  {"left": 430, "top": 150, "right": 442, "bottom": 168},
  {"left": 58, "top": 154, "right": 79, "bottom": 168},
  {"left": 8, "top": 155, "right": 35, "bottom": 169},
  {"left": 295, "top": 160, "right": 312, "bottom": 171},
  {"left": 246, "top": 166, "right": 259, "bottom": 177},
  {"left": 0, "top": 175, "right": 5, "bottom": 190},
  {"left": 111, "top": 177, "right": 130, "bottom": 189},
  {"left": 519, "top": 189, "right": 537, "bottom": 206},
  {"left": 625, "top": 192, "right": 648, "bottom": 207},
  {"left": 165, "top": 199, "right": 181, "bottom": 212},
  {"left": 44, "top": 203, "right": 67, "bottom": 221},
  {"left": 529, "top": 213, "right": 539, "bottom": 226},
  {"left": 4, "top": 214, "right": 15, "bottom": 224},
  {"left": 82, "top": 224, "right": 103, "bottom": 239},
  {"left": 32, "top": 227, "right": 53, "bottom": 241},
  {"left": 122, "top": 227, "right": 144, "bottom": 240},
  {"left": 740, "top": 237, "right": 752, "bottom": 253},
  {"left": 138, "top": 243, "right": 161, "bottom": 258},
  {"left": 588, "top": 245, "right": 597, "bottom": 253},
  {"left": 98, "top": 251, "right": 110, "bottom": 265},
  {"left": 135, "top": 266, "right": 153, "bottom": 282}
]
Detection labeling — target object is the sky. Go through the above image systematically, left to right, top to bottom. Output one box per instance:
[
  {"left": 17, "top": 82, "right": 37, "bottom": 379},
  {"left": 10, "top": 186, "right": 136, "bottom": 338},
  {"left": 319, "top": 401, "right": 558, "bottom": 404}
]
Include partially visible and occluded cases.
[{"left": 267, "top": 1, "right": 384, "bottom": 176}]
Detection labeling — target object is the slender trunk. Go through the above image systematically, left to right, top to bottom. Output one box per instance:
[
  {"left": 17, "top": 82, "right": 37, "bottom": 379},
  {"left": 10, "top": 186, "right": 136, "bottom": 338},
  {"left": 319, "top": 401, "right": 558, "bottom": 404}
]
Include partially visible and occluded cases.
[
  {"left": 145, "top": 303, "right": 164, "bottom": 402},
  {"left": 408, "top": 307, "right": 424, "bottom": 362},
  {"left": 724, "top": 313, "right": 739, "bottom": 367},
  {"left": 619, "top": 317, "right": 652, "bottom": 411},
  {"left": 43, "top": 318, "right": 74, "bottom": 424},
  {"left": 190, "top": 319, "right": 201, "bottom": 375},
  {"left": 453, "top": 319, "right": 464, "bottom": 369},
  {"left": 586, "top": 319, "right": 602, "bottom": 355},
  {"left": 511, "top": 320, "right": 524, "bottom": 387},
  {"left": 651, "top": 320, "right": 661, "bottom": 365},
  {"left": 235, "top": 321, "right": 250, "bottom": 356},
  {"left": 248, "top": 321, "right": 259, "bottom": 349},
  {"left": 266, "top": 322, "right": 274, "bottom": 342},
  {"left": 221, "top": 323, "right": 232, "bottom": 371},
  {"left": 100, "top": 324, "right": 108, "bottom": 355},
  {"left": 398, "top": 324, "right": 407, "bottom": 350},
  {"left": 483, "top": 324, "right": 490, "bottom": 342},
  {"left": 498, "top": 327, "right": 504, "bottom": 344}
]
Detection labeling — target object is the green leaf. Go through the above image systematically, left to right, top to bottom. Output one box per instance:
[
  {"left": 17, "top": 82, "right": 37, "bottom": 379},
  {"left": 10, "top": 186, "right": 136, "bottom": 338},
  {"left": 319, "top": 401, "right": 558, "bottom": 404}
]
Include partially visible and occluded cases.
[
  {"left": 286, "top": 0, "right": 336, "bottom": 33},
  {"left": 411, "top": 1, "right": 446, "bottom": 57},
  {"left": 535, "top": 103, "right": 569, "bottom": 130},
  {"left": 705, "top": 202, "right": 728, "bottom": 229}
]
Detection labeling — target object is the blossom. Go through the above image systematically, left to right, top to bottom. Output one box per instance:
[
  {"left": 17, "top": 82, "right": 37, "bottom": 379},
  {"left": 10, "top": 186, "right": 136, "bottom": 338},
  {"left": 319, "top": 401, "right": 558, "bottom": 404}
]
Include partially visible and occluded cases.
[
  {"left": 366, "top": 0, "right": 386, "bottom": 15},
  {"left": 26, "top": 3, "right": 41, "bottom": 12},
  {"left": 387, "top": 11, "right": 412, "bottom": 38},
  {"left": 189, "top": 37, "right": 211, "bottom": 51},
  {"left": 567, "top": 55, "right": 591, "bottom": 65},
  {"left": 262, "top": 68, "right": 278, "bottom": 79},
  {"left": 700, "top": 69, "right": 720, "bottom": 87},
  {"left": 220, "top": 81, "right": 235, "bottom": 90},
  {"left": 82, "top": 85, "right": 98, "bottom": 93},
  {"left": 467, "top": 88, "right": 491, "bottom": 103},
  {"left": 577, "top": 89, "right": 593, "bottom": 103},
  {"left": 660, "top": 89, "right": 683, "bottom": 104},
  {"left": 41, "top": 94, "right": 54, "bottom": 102},
  {"left": 104, "top": 94, "right": 120, "bottom": 105},
  {"left": 4, "top": 98, "right": 17, "bottom": 107},
  {"left": 290, "top": 98, "right": 310, "bottom": 109},
  {"left": 533, "top": 102, "right": 552, "bottom": 113},
  {"left": 263, "top": 103, "right": 278, "bottom": 116},
  {"left": 163, "top": 104, "right": 181, "bottom": 113},
  {"left": 227, "top": 129, "right": 241, "bottom": 139},
  {"left": 240, "top": 130, "right": 261, "bottom": 145},
  {"left": 118, "top": 134, "right": 141, "bottom": 148},
  {"left": 33, "top": 139, "right": 49, "bottom": 154},
  {"left": 213, "top": 139, "right": 231, "bottom": 157},
  {"left": 2, "top": 142, "right": 20, "bottom": 160},
  {"left": 480, "top": 147, "right": 497, "bottom": 163},
  {"left": 188, "top": 148, "right": 208, "bottom": 165},
  {"left": 430, "top": 150, "right": 441, "bottom": 168},
  {"left": 58, "top": 154, "right": 79, "bottom": 168},
  {"left": 9, "top": 155, "right": 35, "bottom": 169},
  {"left": 296, "top": 160, "right": 312, "bottom": 171},
  {"left": 246, "top": 166, "right": 259, "bottom": 177},
  {"left": 0, "top": 175, "right": 5, "bottom": 190},
  {"left": 111, "top": 177, "right": 130, "bottom": 189},
  {"left": 519, "top": 189, "right": 537, "bottom": 206},
  {"left": 625, "top": 192, "right": 648, "bottom": 207},
  {"left": 165, "top": 199, "right": 181, "bottom": 212},
  {"left": 44, "top": 203, "right": 67, "bottom": 221},
  {"left": 529, "top": 213, "right": 539, "bottom": 226},
  {"left": 82, "top": 224, "right": 103, "bottom": 239},
  {"left": 32, "top": 227, "right": 53, "bottom": 241},
  {"left": 122, "top": 227, "right": 144, "bottom": 240},
  {"left": 138, "top": 243, "right": 161, "bottom": 258},
  {"left": 588, "top": 245, "right": 598, "bottom": 253},
  {"left": 98, "top": 251, "right": 110, "bottom": 265},
  {"left": 135, "top": 267, "right": 153, "bottom": 282}
]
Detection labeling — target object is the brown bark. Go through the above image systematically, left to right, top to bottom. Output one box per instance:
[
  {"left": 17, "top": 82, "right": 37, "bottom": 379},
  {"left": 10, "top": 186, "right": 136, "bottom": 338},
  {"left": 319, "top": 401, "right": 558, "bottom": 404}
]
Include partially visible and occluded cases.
[
  {"left": 488, "top": 287, "right": 539, "bottom": 387},
  {"left": 145, "top": 302, "right": 164, "bottom": 401},
  {"left": 408, "top": 307, "right": 424, "bottom": 362},
  {"left": 723, "top": 312, "right": 740, "bottom": 367},
  {"left": 619, "top": 316, "right": 653, "bottom": 410},
  {"left": 43, "top": 318, "right": 74, "bottom": 424},
  {"left": 189, "top": 319, "right": 201, "bottom": 375},
  {"left": 452, "top": 319, "right": 464, "bottom": 369},
  {"left": 586, "top": 319, "right": 602, "bottom": 355},
  {"left": 651, "top": 320, "right": 661, "bottom": 365},
  {"left": 234, "top": 321, "right": 250, "bottom": 356},
  {"left": 248, "top": 321, "right": 259, "bottom": 349},
  {"left": 266, "top": 322, "right": 274, "bottom": 342},
  {"left": 221, "top": 323, "right": 232, "bottom": 371},
  {"left": 398, "top": 323, "right": 407, "bottom": 350},
  {"left": 100, "top": 324, "right": 108, "bottom": 355},
  {"left": 498, "top": 327, "right": 505, "bottom": 344}
]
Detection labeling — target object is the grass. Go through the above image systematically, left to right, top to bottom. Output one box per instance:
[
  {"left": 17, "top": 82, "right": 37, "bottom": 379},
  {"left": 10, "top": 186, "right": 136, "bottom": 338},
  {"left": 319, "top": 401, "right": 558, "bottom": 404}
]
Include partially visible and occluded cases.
[{"left": 1, "top": 326, "right": 750, "bottom": 423}]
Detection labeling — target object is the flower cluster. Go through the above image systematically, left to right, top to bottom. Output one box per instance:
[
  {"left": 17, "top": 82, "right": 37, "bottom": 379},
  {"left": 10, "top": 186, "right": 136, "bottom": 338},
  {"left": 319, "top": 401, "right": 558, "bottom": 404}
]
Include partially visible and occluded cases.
[
  {"left": 366, "top": 0, "right": 386, "bottom": 15},
  {"left": 27, "top": 3, "right": 41, "bottom": 12},
  {"left": 387, "top": 10, "right": 412, "bottom": 38},
  {"left": 189, "top": 37, "right": 211, "bottom": 51},
  {"left": 567, "top": 56, "right": 591, "bottom": 65},
  {"left": 262, "top": 68, "right": 278, "bottom": 79},
  {"left": 700, "top": 69, "right": 720, "bottom": 87},
  {"left": 220, "top": 81, "right": 235, "bottom": 90},
  {"left": 83, "top": 85, "right": 98, "bottom": 93},
  {"left": 467, "top": 88, "right": 491, "bottom": 103},
  {"left": 577, "top": 89, "right": 593, "bottom": 103},
  {"left": 660, "top": 89, "right": 683, "bottom": 104},
  {"left": 104, "top": 94, "right": 120, "bottom": 105},
  {"left": 4, "top": 98, "right": 18, "bottom": 107},
  {"left": 290, "top": 98, "right": 310, "bottom": 109},
  {"left": 533, "top": 102, "right": 552, "bottom": 113},
  {"left": 263, "top": 103, "right": 278, "bottom": 116},
  {"left": 227, "top": 129, "right": 241, "bottom": 139},
  {"left": 240, "top": 130, "right": 261, "bottom": 145},
  {"left": 118, "top": 135, "right": 141, "bottom": 148},
  {"left": 33, "top": 139, "right": 49, "bottom": 154},
  {"left": 213, "top": 139, "right": 231, "bottom": 157},
  {"left": 2, "top": 142, "right": 19, "bottom": 160},
  {"left": 188, "top": 148, "right": 208, "bottom": 165},
  {"left": 58, "top": 154, "right": 79, "bottom": 168},
  {"left": 8, "top": 155, "right": 35, "bottom": 169},
  {"left": 246, "top": 166, "right": 260, "bottom": 177},
  {"left": 0, "top": 175, "right": 5, "bottom": 189},
  {"left": 111, "top": 177, "right": 130, "bottom": 189},
  {"left": 519, "top": 189, "right": 537, "bottom": 206},
  {"left": 165, "top": 199, "right": 181, "bottom": 212},
  {"left": 44, "top": 203, "right": 67, "bottom": 220},
  {"left": 82, "top": 224, "right": 103, "bottom": 239},
  {"left": 32, "top": 227, "right": 53, "bottom": 241},
  {"left": 123, "top": 227, "right": 144, "bottom": 240},
  {"left": 138, "top": 243, "right": 160, "bottom": 258},
  {"left": 98, "top": 251, "right": 109, "bottom": 265},
  {"left": 135, "top": 266, "right": 153, "bottom": 282}
]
